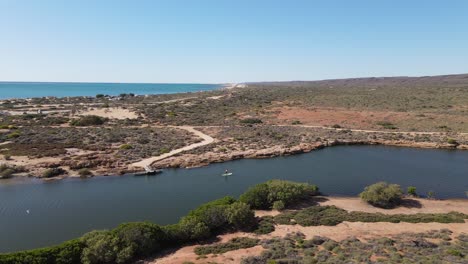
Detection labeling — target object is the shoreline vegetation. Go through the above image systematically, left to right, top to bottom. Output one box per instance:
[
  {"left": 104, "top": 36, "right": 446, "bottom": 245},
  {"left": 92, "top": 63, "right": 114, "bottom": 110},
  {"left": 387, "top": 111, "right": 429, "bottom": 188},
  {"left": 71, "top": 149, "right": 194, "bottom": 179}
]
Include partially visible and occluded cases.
[
  {"left": 1, "top": 74, "right": 468, "bottom": 180},
  {"left": 1, "top": 180, "right": 467, "bottom": 263}
]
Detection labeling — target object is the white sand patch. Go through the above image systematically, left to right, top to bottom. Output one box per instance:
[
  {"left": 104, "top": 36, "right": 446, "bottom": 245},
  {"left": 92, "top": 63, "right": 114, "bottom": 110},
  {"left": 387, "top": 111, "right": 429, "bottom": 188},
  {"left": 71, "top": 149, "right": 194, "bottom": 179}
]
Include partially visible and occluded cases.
[{"left": 78, "top": 107, "right": 139, "bottom": 119}]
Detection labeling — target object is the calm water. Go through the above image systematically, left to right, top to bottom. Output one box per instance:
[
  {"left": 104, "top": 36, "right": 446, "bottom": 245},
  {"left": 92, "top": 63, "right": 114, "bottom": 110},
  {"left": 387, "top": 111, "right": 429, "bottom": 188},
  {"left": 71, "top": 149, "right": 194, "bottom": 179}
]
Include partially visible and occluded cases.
[
  {"left": 0, "top": 82, "right": 222, "bottom": 99},
  {"left": 1, "top": 145, "right": 467, "bottom": 252}
]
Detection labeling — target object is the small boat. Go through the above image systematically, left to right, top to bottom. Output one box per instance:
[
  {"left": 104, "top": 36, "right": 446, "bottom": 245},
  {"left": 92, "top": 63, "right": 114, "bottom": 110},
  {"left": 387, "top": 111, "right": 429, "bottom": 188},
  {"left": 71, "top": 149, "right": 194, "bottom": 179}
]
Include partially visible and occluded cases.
[
  {"left": 134, "top": 166, "right": 163, "bottom": 176},
  {"left": 134, "top": 170, "right": 162, "bottom": 176},
  {"left": 221, "top": 172, "right": 233, "bottom": 177}
]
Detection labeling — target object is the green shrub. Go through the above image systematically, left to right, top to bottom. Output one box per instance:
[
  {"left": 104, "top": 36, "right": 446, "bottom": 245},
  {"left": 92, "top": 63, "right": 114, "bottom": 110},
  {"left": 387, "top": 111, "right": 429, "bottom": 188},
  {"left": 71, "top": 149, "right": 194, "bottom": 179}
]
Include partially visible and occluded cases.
[
  {"left": 95, "top": 94, "right": 105, "bottom": 98},
  {"left": 70, "top": 115, "right": 106, "bottom": 126},
  {"left": 240, "top": 118, "right": 263, "bottom": 124},
  {"left": 291, "top": 120, "right": 302, "bottom": 125},
  {"left": 376, "top": 121, "right": 397, "bottom": 129},
  {"left": 0, "top": 124, "right": 18, "bottom": 129},
  {"left": 6, "top": 132, "right": 20, "bottom": 139},
  {"left": 447, "top": 138, "right": 458, "bottom": 145},
  {"left": 119, "top": 144, "right": 133, "bottom": 150},
  {"left": 159, "top": 147, "right": 170, "bottom": 154},
  {"left": 0, "top": 164, "right": 25, "bottom": 179},
  {"left": 0, "top": 168, "right": 15, "bottom": 179},
  {"left": 42, "top": 168, "right": 66, "bottom": 178},
  {"left": 78, "top": 168, "right": 93, "bottom": 177},
  {"left": 240, "top": 180, "right": 319, "bottom": 210},
  {"left": 359, "top": 182, "right": 403, "bottom": 208},
  {"left": 407, "top": 186, "right": 417, "bottom": 196},
  {"left": 427, "top": 191, "right": 435, "bottom": 199},
  {"left": 178, "top": 196, "right": 248, "bottom": 241},
  {"left": 272, "top": 200, "right": 285, "bottom": 211},
  {"left": 226, "top": 202, "right": 256, "bottom": 230},
  {"left": 273, "top": 205, "right": 467, "bottom": 227},
  {"left": 253, "top": 216, "right": 275, "bottom": 235},
  {"left": 111, "top": 222, "right": 166, "bottom": 258},
  {"left": 80, "top": 230, "right": 125, "bottom": 264},
  {"left": 194, "top": 237, "right": 260, "bottom": 255},
  {"left": 0, "top": 239, "right": 84, "bottom": 264},
  {"left": 446, "top": 248, "right": 464, "bottom": 257}
]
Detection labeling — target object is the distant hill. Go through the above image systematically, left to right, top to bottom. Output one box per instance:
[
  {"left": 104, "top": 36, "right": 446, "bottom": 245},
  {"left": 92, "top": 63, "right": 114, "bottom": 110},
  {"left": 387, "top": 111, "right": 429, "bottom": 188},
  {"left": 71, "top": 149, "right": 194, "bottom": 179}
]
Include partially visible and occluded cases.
[{"left": 250, "top": 73, "right": 468, "bottom": 88}]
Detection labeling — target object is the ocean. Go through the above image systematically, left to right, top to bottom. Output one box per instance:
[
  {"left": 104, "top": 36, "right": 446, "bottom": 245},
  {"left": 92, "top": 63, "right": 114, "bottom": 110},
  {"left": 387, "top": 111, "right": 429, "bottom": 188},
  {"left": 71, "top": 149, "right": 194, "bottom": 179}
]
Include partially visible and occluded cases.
[{"left": 0, "top": 82, "right": 223, "bottom": 99}]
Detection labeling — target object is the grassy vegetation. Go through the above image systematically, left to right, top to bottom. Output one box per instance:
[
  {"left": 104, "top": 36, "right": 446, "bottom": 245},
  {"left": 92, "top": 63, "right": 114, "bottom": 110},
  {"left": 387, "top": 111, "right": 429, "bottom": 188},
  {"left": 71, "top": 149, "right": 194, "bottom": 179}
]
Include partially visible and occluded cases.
[
  {"left": 70, "top": 115, "right": 107, "bottom": 126},
  {"left": 0, "top": 126, "right": 200, "bottom": 172},
  {"left": 0, "top": 164, "right": 26, "bottom": 178},
  {"left": 42, "top": 168, "right": 66, "bottom": 178},
  {"left": 77, "top": 168, "right": 93, "bottom": 177},
  {"left": 274, "top": 205, "right": 468, "bottom": 226},
  {"left": 253, "top": 216, "right": 276, "bottom": 235},
  {"left": 241, "top": 230, "right": 468, "bottom": 263},
  {"left": 194, "top": 237, "right": 260, "bottom": 255}
]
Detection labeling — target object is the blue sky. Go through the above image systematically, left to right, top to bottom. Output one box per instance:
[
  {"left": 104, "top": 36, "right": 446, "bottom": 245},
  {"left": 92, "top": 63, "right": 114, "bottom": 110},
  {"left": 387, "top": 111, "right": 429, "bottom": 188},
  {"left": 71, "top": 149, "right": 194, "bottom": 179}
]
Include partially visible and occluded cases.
[{"left": 1, "top": 0, "right": 467, "bottom": 83}]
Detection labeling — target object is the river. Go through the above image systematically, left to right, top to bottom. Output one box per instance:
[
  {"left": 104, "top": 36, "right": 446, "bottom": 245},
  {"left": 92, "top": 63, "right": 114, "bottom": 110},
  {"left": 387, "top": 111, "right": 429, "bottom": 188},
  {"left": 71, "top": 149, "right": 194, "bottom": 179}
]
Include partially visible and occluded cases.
[{"left": 0, "top": 145, "right": 467, "bottom": 252}]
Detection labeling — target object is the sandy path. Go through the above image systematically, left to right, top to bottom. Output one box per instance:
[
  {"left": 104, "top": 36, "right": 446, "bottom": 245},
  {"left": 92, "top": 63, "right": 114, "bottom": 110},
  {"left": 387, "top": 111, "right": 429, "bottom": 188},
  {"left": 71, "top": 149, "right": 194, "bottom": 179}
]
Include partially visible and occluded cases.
[{"left": 131, "top": 126, "right": 215, "bottom": 168}]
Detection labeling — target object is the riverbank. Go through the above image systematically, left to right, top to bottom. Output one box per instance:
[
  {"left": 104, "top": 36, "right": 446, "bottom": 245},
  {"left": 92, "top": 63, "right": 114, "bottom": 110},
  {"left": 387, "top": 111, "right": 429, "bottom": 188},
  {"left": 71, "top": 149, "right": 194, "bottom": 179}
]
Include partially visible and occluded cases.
[
  {"left": 1, "top": 124, "right": 467, "bottom": 180},
  {"left": 148, "top": 126, "right": 468, "bottom": 170},
  {"left": 150, "top": 196, "right": 468, "bottom": 264}
]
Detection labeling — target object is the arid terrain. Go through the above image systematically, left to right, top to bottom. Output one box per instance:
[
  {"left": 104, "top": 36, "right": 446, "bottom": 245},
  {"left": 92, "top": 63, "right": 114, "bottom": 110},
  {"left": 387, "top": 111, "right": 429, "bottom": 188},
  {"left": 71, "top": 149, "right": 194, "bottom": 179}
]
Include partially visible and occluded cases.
[
  {"left": 1, "top": 74, "right": 467, "bottom": 179},
  {"left": 1, "top": 75, "right": 468, "bottom": 263},
  {"left": 150, "top": 197, "right": 468, "bottom": 264}
]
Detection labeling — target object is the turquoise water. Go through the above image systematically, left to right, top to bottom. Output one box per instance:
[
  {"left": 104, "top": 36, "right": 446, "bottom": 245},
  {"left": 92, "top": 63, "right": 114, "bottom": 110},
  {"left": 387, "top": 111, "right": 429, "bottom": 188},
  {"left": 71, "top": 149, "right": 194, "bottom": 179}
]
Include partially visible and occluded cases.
[
  {"left": 0, "top": 82, "right": 222, "bottom": 99},
  {"left": 0, "top": 145, "right": 467, "bottom": 252}
]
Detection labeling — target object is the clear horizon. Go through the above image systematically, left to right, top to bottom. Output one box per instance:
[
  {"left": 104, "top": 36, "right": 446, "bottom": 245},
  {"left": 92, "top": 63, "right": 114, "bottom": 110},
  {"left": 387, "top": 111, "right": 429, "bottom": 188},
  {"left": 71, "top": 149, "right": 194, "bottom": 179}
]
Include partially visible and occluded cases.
[
  {"left": 1, "top": 0, "right": 467, "bottom": 83},
  {"left": 1, "top": 72, "right": 468, "bottom": 85}
]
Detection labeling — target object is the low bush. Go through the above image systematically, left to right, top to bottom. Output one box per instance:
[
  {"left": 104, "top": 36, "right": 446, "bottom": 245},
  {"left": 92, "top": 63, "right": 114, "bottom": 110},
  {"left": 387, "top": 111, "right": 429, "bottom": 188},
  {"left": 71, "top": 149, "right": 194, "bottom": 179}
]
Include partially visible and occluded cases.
[
  {"left": 70, "top": 115, "right": 106, "bottom": 126},
  {"left": 240, "top": 118, "right": 263, "bottom": 124},
  {"left": 376, "top": 121, "right": 398, "bottom": 129},
  {"left": 0, "top": 124, "right": 18, "bottom": 129},
  {"left": 6, "top": 132, "right": 20, "bottom": 139},
  {"left": 447, "top": 138, "right": 458, "bottom": 145},
  {"left": 119, "top": 144, "right": 133, "bottom": 150},
  {"left": 0, "top": 164, "right": 25, "bottom": 179},
  {"left": 42, "top": 168, "right": 67, "bottom": 178},
  {"left": 78, "top": 168, "right": 93, "bottom": 177},
  {"left": 239, "top": 180, "right": 319, "bottom": 210},
  {"left": 359, "top": 182, "right": 403, "bottom": 208},
  {"left": 407, "top": 186, "right": 417, "bottom": 196},
  {"left": 272, "top": 200, "right": 285, "bottom": 211},
  {"left": 226, "top": 202, "right": 257, "bottom": 231},
  {"left": 274, "top": 206, "right": 468, "bottom": 227},
  {"left": 253, "top": 216, "right": 275, "bottom": 235},
  {"left": 242, "top": 229, "right": 468, "bottom": 263},
  {"left": 194, "top": 237, "right": 260, "bottom": 255},
  {"left": 0, "top": 239, "right": 84, "bottom": 264}
]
